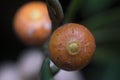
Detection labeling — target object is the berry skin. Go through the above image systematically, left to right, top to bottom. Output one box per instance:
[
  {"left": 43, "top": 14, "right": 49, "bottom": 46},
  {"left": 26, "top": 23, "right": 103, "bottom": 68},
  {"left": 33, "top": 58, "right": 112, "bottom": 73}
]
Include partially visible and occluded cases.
[
  {"left": 13, "top": 1, "right": 51, "bottom": 45},
  {"left": 49, "top": 23, "right": 96, "bottom": 71}
]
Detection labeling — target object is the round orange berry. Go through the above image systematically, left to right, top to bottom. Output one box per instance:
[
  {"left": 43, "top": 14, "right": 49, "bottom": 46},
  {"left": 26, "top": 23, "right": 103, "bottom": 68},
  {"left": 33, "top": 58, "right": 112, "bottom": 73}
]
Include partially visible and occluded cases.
[
  {"left": 13, "top": 1, "right": 51, "bottom": 45},
  {"left": 49, "top": 23, "right": 96, "bottom": 71}
]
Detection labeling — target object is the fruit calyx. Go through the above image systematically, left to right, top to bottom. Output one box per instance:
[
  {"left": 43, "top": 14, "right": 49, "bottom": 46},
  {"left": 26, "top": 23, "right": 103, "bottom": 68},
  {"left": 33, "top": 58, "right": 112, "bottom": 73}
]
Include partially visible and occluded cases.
[{"left": 66, "top": 41, "right": 80, "bottom": 55}]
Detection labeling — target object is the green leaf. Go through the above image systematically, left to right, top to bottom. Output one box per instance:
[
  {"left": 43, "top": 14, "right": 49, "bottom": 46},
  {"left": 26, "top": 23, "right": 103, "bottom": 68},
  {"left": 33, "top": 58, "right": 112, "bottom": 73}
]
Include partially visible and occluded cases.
[
  {"left": 64, "top": 0, "right": 83, "bottom": 23},
  {"left": 81, "top": 0, "right": 116, "bottom": 17},
  {"left": 81, "top": 7, "right": 120, "bottom": 30},
  {"left": 81, "top": 7, "right": 120, "bottom": 43},
  {"left": 92, "top": 25, "right": 120, "bottom": 43},
  {"left": 93, "top": 44, "right": 119, "bottom": 65},
  {"left": 40, "top": 58, "right": 53, "bottom": 80},
  {"left": 100, "top": 59, "right": 119, "bottom": 80},
  {"left": 51, "top": 65, "right": 60, "bottom": 76}
]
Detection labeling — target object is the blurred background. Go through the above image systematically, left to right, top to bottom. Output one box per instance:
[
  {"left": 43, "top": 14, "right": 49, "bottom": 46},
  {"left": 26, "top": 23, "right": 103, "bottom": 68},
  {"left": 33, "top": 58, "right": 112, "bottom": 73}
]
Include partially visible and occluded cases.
[{"left": 0, "top": 0, "right": 120, "bottom": 80}]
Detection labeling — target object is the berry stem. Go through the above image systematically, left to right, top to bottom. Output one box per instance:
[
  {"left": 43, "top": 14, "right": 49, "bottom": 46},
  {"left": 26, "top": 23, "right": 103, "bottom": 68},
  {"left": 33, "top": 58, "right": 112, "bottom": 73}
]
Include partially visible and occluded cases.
[{"left": 46, "top": 0, "right": 64, "bottom": 27}]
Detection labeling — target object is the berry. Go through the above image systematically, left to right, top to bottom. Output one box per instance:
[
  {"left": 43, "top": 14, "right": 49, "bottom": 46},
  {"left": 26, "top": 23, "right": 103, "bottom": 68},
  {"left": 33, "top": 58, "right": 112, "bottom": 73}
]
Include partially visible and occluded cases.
[
  {"left": 13, "top": 1, "right": 51, "bottom": 45},
  {"left": 49, "top": 23, "right": 96, "bottom": 71}
]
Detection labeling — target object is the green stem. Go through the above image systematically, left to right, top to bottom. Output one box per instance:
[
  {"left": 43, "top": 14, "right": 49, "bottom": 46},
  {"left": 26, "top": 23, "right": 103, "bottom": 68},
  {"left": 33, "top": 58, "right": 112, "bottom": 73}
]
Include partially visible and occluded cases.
[{"left": 46, "top": 0, "right": 64, "bottom": 27}]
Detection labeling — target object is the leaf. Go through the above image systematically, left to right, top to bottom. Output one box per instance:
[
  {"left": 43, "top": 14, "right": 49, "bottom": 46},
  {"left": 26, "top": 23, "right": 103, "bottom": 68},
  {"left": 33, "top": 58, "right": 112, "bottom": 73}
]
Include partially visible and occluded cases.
[
  {"left": 64, "top": 0, "right": 83, "bottom": 23},
  {"left": 81, "top": 0, "right": 117, "bottom": 17},
  {"left": 81, "top": 7, "right": 120, "bottom": 30},
  {"left": 92, "top": 25, "right": 120, "bottom": 43},
  {"left": 93, "top": 44, "right": 120, "bottom": 65},
  {"left": 40, "top": 58, "right": 53, "bottom": 80},
  {"left": 100, "top": 59, "right": 119, "bottom": 80},
  {"left": 51, "top": 64, "right": 60, "bottom": 76}
]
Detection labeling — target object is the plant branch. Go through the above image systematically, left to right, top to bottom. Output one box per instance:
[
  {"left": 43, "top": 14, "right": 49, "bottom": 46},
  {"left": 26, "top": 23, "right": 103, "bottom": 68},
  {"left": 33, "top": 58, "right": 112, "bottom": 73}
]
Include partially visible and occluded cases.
[{"left": 46, "top": 0, "right": 64, "bottom": 27}]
